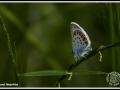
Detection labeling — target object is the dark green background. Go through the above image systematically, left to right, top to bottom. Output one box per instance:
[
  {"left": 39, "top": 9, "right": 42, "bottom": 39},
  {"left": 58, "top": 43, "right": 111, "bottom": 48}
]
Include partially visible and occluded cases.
[{"left": 0, "top": 3, "right": 120, "bottom": 87}]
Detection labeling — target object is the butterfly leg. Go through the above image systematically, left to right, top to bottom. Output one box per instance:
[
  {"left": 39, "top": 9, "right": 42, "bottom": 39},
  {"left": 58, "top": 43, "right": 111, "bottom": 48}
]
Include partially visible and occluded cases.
[
  {"left": 84, "top": 52, "right": 88, "bottom": 55},
  {"left": 78, "top": 54, "right": 87, "bottom": 59},
  {"left": 81, "top": 55, "right": 87, "bottom": 59}
]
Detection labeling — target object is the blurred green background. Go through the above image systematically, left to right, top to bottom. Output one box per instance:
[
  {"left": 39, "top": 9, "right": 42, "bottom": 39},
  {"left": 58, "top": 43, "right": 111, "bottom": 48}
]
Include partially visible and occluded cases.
[{"left": 0, "top": 3, "right": 120, "bottom": 87}]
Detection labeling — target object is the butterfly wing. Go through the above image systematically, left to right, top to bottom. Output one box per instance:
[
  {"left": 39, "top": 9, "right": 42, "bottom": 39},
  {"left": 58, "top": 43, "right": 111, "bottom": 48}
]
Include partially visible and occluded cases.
[{"left": 70, "top": 22, "right": 92, "bottom": 58}]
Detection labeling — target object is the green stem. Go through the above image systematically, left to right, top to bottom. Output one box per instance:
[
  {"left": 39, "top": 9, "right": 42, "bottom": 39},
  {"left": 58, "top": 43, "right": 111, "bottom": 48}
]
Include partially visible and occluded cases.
[
  {"left": 108, "top": 3, "right": 116, "bottom": 71},
  {"left": 0, "top": 16, "right": 19, "bottom": 85},
  {"left": 54, "top": 41, "right": 120, "bottom": 87},
  {"left": 14, "top": 42, "right": 19, "bottom": 84}
]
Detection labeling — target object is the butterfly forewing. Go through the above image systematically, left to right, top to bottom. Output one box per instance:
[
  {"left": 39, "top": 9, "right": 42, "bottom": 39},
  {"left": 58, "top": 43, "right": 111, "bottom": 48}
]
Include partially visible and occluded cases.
[{"left": 71, "top": 23, "right": 89, "bottom": 47}]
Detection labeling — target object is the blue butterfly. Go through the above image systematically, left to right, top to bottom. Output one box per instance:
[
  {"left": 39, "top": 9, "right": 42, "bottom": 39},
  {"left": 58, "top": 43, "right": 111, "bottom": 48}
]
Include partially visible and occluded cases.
[{"left": 70, "top": 22, "right": 92, "bottom": 61}]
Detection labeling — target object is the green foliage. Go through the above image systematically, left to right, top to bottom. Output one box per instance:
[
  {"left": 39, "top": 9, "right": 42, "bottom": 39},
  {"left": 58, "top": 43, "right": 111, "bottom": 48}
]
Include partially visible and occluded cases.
[
  {"left": 0, "top": 3, "right": 120, "bottom": 87},
  {"left": 0, "top": 16, "right": 18, "bottom": 83},
  {"left": 19, "top": 70, "right": 107, "bottom": 76}
]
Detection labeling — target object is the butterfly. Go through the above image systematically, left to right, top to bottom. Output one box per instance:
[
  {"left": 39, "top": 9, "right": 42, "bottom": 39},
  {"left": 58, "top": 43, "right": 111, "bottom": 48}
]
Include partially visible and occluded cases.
[{"left": 70, "top": 22, "right": 92, "bottom": 61}]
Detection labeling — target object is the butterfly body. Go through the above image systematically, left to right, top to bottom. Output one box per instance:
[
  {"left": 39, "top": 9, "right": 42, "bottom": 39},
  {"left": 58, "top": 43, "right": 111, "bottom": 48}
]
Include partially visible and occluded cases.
[{"left": 70, "top": 22, "right": 92, "bottom": 61}]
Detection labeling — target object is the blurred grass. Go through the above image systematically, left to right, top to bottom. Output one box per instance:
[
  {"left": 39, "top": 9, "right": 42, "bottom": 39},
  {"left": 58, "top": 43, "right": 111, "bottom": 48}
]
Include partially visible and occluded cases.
[
  {"left": 0, "top": 3, "right": 120, "bottom": 87},
  {"left": 100, "top": 3, "right": 120, "bottom": 72},
  {"left": 107, "top": 3, "right": 120, "bottom": 71},
  {"left": 108, "top": 3, "right": 116, "bottom": 71},
  {"left": 0, "top": 4, "right": 64, "bottom": 71},
  {"left": 115, "top": 4, "right": 120, "bottom": 72},
  {"left": 0, "top": 5, "right": 43, "bottom": 53},
  {"left": 0, "top": 16, "right": 18, "bottom": 83},
  {"left": 55, "top": 40, "right": 120, "bottom": 86},
  {"left": 19, "top": 70, "right": 107, "bottom": 77}
]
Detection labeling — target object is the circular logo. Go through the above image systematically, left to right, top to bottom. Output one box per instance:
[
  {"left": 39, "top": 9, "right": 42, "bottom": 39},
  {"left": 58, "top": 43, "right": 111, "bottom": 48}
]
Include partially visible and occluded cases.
[{"left": 106, "top": 71, "right": 120, "bottom": 86}]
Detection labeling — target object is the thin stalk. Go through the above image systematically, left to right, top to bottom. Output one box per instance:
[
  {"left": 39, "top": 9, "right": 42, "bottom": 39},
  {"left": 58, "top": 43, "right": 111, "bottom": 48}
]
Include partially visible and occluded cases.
[
  {"left": 108, "top": 3, "right": 116, "bottom": 71},
  {"left": 0, "top": 16, "right": 19, "bottom": 84},
  {"left": 54, "top": 41, "right": 120, "bottom": 87}
]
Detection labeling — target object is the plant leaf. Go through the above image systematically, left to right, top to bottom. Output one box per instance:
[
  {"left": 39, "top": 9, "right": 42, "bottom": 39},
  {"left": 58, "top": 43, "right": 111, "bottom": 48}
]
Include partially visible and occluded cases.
[
  {"left": 19, "top": 70, "right": 108, "bottom": 77},
  {"left": 19, "top": 70, "right": 67, "bottom": 77}
]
